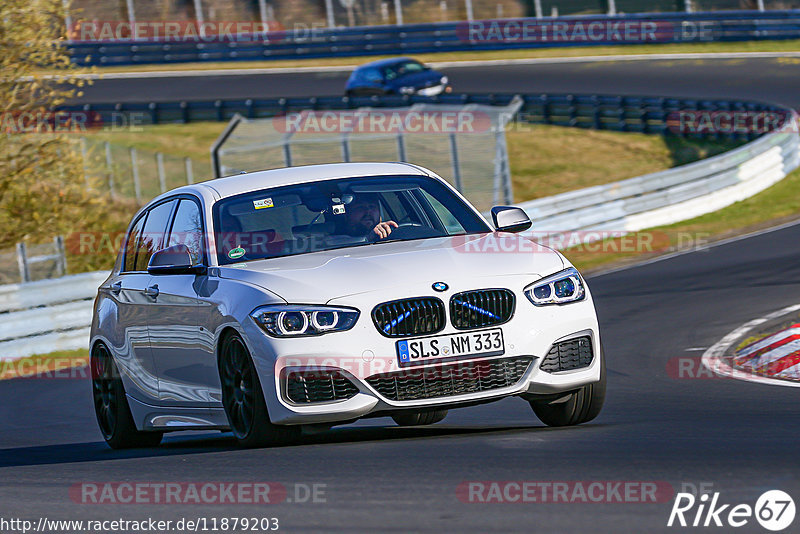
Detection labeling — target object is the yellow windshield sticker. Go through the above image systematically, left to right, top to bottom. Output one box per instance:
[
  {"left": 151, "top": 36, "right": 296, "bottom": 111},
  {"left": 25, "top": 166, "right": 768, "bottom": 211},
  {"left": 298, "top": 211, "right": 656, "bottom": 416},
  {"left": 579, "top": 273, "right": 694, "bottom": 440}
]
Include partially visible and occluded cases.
[{"left": 253, "top": 198, "right": 274, "bottom": 209}]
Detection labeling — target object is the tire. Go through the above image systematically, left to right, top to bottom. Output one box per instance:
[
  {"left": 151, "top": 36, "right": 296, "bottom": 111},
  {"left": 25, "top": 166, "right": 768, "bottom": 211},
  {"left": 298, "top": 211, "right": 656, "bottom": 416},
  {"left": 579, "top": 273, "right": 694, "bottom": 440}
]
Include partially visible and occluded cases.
[
  {"left": 219, "top": 332, "right": 300, "bottom": 448},
  {"left": 91, "top": 343, "right": 163, "bottom": 449},
  {"left": 530, "top": 352, "right": 606, "bottom": 427},
  {"left": 392, "top": 410, "right": 448, "bottom": 426}
]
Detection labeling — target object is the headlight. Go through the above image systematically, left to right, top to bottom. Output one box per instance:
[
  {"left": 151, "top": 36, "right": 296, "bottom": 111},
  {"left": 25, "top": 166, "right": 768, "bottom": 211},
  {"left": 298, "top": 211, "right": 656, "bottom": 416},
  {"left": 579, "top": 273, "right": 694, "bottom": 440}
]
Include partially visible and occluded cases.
[
  {"left": 440, "top": 76, "right": 448, "bottom": 85},
  {"left": 524, "top": 267, "right": 586, "bottom": 306},
  {"left": 251, "top": 305, "right": 359, "bottom": 337}
]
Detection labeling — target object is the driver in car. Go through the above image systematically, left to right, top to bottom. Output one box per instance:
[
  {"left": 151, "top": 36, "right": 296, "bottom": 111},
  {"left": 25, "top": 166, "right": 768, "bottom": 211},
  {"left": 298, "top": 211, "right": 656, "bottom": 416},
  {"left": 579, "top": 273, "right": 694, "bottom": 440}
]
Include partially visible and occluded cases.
[{"left": 340, "top": 193, "right": 398, "bottom": 239}]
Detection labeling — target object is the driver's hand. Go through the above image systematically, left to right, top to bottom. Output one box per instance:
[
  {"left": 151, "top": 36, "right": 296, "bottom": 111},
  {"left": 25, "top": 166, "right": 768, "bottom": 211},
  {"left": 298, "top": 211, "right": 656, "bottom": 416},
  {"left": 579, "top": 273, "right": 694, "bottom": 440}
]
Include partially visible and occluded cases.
[{"left": 373, "top": 220, "right": 399, "bottom": 239}]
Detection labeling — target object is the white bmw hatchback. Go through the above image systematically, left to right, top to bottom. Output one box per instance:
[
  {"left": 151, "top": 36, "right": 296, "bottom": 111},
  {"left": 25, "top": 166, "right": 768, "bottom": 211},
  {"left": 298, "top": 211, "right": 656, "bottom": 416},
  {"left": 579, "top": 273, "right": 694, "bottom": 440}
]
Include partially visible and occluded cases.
[{"left": 90, "top": 162, "right": 605, "bottom": 448}]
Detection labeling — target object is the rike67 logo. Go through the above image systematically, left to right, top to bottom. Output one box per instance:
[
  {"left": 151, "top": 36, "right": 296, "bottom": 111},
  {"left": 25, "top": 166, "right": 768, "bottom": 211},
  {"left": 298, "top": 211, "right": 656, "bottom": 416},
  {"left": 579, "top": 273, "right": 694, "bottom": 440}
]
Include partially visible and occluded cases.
[{"left": 668, "top": 490, "right": 795, "bottom": 531}]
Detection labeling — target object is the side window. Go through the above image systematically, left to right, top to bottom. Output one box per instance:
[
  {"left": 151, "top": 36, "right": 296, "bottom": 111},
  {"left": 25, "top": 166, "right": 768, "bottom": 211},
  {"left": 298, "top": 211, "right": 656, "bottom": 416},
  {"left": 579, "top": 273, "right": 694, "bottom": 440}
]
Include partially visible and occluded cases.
[
  {"left": 362, "top": 68, "right": 383, "bottom": 83},
  {"left": 421, "top": 190, "right": 465, "bottom": 234},
  {"left": 168, "top": 199, "right": 204, "bottom": 265},
  {"left": 135, "top": 200, "right": 176, "bottom": 271},
  {"left": 123, "top": 215, "right": 147, "bottom": 272}
]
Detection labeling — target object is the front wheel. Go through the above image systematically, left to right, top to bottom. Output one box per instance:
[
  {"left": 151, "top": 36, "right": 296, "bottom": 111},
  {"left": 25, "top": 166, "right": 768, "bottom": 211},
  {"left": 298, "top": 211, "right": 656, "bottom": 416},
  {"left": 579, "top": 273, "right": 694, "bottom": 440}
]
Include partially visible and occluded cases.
[
  {"left": 219, "top": 333, "right": 300, "bottom": 448},
  {"left": 91, "top": 343, "right": 163, "bottom": 449},
  {"left": 529, "top": 355, "right": 606, "bottom": 427},
  {"left": 392, "top": 410, "right": 448, "bottom": 426}
]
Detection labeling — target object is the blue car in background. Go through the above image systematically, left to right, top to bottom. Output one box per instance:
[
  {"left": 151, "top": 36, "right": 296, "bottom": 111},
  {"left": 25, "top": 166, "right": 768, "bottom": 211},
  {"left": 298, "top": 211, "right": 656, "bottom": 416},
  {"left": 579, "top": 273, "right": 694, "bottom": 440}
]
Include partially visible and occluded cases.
[{"left": 345, "top": 57, "right": 450, "bottom": 97}]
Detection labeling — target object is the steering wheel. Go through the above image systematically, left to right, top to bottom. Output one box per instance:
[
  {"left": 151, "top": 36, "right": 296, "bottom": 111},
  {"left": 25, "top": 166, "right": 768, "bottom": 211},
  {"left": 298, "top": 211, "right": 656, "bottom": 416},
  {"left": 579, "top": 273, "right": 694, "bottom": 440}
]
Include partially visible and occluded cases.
[{"left": 367, "top": 222, "right": 423, "bottom": 242}]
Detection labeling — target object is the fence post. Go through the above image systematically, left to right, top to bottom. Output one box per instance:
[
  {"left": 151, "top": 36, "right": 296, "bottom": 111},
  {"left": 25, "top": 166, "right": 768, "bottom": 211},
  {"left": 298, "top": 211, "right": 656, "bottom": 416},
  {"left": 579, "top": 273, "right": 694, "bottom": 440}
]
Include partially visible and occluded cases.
[
  {"left": 324, "top": 0, "right": 335, "bottom": 27},
  {"left": 394, "top": 0, "right": 403, "bottom": 25},
  {"left": 533, "top": 0, "right": 543, "bottom": 18},
  {"left": 607, "top": 0, "right": 617, "bottom": 16},
  {"left": 756, "top": 0, "right": 765, "bottom": 10},
  {"left": 494, "top": 130, "right": 513, "bottom": 205},
  {"left": 397, "top": 132, "right": 407, "bottom": 161},
  {"left": 448, "top": 133, "right": 463, "bottom": 193},
  {"left": 341, "top": 136, "right": 351, "bottom": 162},
  {"left": 104, "top": 141, "right": 115, "bottom": 196},
  {"left": 283, "top": 142, "right": 293, "bottom": 167},
  {"left": 130, "top": 147, "right": 142, "bottom": 203},
  {"left": 156, "top": 152, "right": 167, "bottom": 193},
  {"left": 185, "top": 157, "right": 194, "bottom": 184},
  {"left": 54, "top": 235, "right": 67, "bottom": 276},
  {"left": 16, "top": 242, "right": 30, "bottom": 283}
]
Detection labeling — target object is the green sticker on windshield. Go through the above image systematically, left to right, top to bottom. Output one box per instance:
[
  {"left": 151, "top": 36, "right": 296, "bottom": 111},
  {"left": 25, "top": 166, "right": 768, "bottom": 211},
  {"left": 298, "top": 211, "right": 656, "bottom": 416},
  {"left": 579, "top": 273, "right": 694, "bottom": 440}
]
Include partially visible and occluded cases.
[{"left": 228, "top": 247, "right": 246, "bottom": 259}]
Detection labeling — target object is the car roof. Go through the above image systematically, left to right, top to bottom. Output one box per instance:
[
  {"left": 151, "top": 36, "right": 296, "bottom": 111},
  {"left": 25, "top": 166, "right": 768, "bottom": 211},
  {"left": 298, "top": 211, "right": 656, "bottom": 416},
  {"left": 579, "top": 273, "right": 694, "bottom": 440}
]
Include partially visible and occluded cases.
[
  {"left": 355, "top": 57, "right": 419, "bottom": 70},
  {"left": 162, "top": 162, "right": 433, "bottom": 201}
]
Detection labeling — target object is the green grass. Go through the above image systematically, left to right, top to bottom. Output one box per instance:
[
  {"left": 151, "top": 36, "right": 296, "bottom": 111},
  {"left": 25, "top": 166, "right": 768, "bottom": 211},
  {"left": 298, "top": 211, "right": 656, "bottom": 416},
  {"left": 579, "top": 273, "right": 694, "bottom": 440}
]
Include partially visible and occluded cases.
[
  {"left": 62, "top": 39, "right": 800, "bottom": 75},
  {"left": 84, "top": 121, "right": 227, "bottom": 162},
  {"left": 507, "top": 125, "right": 741, "bottom": 200},
  {"left": 565, "top": 164, "right": 800, "bottom": 273},
  {"left": 0, "top": 349, "right": 89, "bottom": 381}
]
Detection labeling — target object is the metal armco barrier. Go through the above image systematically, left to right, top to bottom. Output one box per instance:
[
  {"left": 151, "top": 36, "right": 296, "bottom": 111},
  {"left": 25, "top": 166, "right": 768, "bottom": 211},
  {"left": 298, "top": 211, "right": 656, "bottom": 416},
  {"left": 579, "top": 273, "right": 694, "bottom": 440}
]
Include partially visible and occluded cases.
[
  {"left": 67, "top": 10, "right": 800, "bottom": 66},
  {"left": 61, "top": 92, "right": 783, "bottom": 145},
  {"left": 516, "top": 123, "right": 800, "bottom": 243},
  {"left": 0, "top": 271, "right": 108, "bottom": 360}
]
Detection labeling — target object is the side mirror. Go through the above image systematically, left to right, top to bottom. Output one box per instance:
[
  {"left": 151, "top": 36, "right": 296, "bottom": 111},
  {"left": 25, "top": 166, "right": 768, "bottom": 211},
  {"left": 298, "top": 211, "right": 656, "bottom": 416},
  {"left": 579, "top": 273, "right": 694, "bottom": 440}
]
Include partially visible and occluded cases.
[
  {"left": 491, "top": 206, "right": 532, "bottom": 233},
  {"left": 147, "top": 244, "right": 206, "bottom": 275}
]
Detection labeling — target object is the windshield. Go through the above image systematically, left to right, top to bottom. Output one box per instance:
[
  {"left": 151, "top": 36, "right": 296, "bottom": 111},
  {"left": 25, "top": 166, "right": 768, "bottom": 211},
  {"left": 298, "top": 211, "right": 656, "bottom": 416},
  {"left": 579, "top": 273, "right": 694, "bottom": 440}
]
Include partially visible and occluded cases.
[
  {"left": 383, "top": 60, "right": 426, "bottom": 80},
  {"left": 213, "top": 175, "right": 490, "bottom": 265}
]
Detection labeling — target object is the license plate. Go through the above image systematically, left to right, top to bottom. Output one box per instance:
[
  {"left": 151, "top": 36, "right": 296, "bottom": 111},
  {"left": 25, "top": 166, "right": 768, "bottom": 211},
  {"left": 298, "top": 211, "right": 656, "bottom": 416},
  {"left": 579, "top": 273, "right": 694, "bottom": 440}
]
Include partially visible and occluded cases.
[{"left": 396, "top": 328, "right": 505, "bottom": 366}]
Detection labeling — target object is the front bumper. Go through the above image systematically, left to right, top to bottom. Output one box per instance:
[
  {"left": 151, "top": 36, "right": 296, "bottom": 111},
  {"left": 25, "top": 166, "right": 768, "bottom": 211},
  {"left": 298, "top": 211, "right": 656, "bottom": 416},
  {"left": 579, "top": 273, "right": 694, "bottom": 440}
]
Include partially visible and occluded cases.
[{"left": 242, "top": 278, "right": 601, "bottom": 425}]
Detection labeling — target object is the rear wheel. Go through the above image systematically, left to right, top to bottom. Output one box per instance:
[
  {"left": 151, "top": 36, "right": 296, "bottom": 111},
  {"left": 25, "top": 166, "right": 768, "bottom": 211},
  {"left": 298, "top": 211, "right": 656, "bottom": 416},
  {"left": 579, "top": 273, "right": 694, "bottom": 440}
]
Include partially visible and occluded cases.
[
  {"left": 219, "top": 332, "right": 300, "bottom": 448},
  {"left": 91, "top": 343, "right": 163, "bottom": 449},
  {"left": 529, "top": 354, "right": 606, "bottom": 427},
  {"left": 392, "top": 410, "right": 448, "bottom": 426}
]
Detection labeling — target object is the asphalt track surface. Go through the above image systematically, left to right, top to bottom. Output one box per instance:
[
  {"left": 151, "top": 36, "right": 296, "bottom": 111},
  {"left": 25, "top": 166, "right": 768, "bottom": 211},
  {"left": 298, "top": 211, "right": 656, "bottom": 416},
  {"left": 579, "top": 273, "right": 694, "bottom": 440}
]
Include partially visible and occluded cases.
[
  {"left": 2, "top": 56, "right": 799, "bottom": 532},
  {"left": 76, "top": 56, "right": 800, "bottom": 108}
]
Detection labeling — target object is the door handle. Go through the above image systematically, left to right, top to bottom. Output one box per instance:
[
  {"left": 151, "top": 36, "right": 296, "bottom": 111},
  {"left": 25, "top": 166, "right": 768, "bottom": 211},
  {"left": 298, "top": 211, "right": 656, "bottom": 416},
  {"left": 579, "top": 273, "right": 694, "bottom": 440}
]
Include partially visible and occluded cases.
[
  {"left": 110, "top": 281, "right": 122, "bottom": 295},
  {"left": 144, "top": 285, "right": 159, "bottom": 298}
]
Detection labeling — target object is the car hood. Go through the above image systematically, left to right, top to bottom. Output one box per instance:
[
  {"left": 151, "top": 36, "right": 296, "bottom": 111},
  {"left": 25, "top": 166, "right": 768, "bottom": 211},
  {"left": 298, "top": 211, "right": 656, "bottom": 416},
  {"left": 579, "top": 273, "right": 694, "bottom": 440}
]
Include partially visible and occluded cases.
[{"left": 217, "top": 233, "right": 564, "bottom": 303}]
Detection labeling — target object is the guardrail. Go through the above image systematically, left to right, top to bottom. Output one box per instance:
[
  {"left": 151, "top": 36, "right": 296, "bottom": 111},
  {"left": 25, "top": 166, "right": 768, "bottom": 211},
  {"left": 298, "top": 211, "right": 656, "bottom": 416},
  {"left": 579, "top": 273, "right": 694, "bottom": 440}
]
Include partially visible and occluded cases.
[
  {"left": 68, "top": 10, "right": 800, "bottom": 66},
  {"left": 62, "top": 92, "right": 781, "bottom": 144},
  {"left": 517, "top": 123, "right": 800, "bottom": 242},
  {"left": 0, "top": 272, "right": 107, "bottom": 360}
]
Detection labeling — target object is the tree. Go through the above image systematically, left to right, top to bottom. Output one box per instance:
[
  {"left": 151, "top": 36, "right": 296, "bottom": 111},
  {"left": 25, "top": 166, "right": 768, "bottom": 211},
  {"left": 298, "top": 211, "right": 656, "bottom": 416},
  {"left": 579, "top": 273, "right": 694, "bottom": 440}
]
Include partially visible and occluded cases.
[{"left": 0, "top": 0, "right": 99, "bottom": 249}]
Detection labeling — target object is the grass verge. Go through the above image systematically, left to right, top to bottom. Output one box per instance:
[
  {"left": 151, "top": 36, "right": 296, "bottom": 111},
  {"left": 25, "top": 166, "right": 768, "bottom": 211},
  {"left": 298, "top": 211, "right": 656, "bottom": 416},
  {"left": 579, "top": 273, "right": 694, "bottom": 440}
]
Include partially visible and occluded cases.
[
  {"left": 64, "top": 39, "right": 800, "bottom": 75},
  {"left": 507, "top": 125, "right": 741, "bottom": 200},
  {"left": 565, "top": 165, "right": 800, "bottom": 274}
]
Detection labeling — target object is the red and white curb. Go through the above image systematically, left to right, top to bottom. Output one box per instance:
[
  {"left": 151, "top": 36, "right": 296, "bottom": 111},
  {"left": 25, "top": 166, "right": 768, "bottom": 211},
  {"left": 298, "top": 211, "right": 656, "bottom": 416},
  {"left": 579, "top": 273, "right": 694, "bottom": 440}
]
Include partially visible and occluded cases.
[
  {"left": 702, "top": 303, "right": 800, "bottom": 387},
  {"left": 734, "top": 324, "right": 800, "bottom": 379}
]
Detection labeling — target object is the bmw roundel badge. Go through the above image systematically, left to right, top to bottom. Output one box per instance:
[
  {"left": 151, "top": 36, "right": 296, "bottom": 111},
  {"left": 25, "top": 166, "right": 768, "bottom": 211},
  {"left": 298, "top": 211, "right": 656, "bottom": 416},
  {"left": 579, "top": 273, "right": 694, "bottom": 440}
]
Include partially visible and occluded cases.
[{"left": 432, "top": 282, "right": 449, "bottom": 292}]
